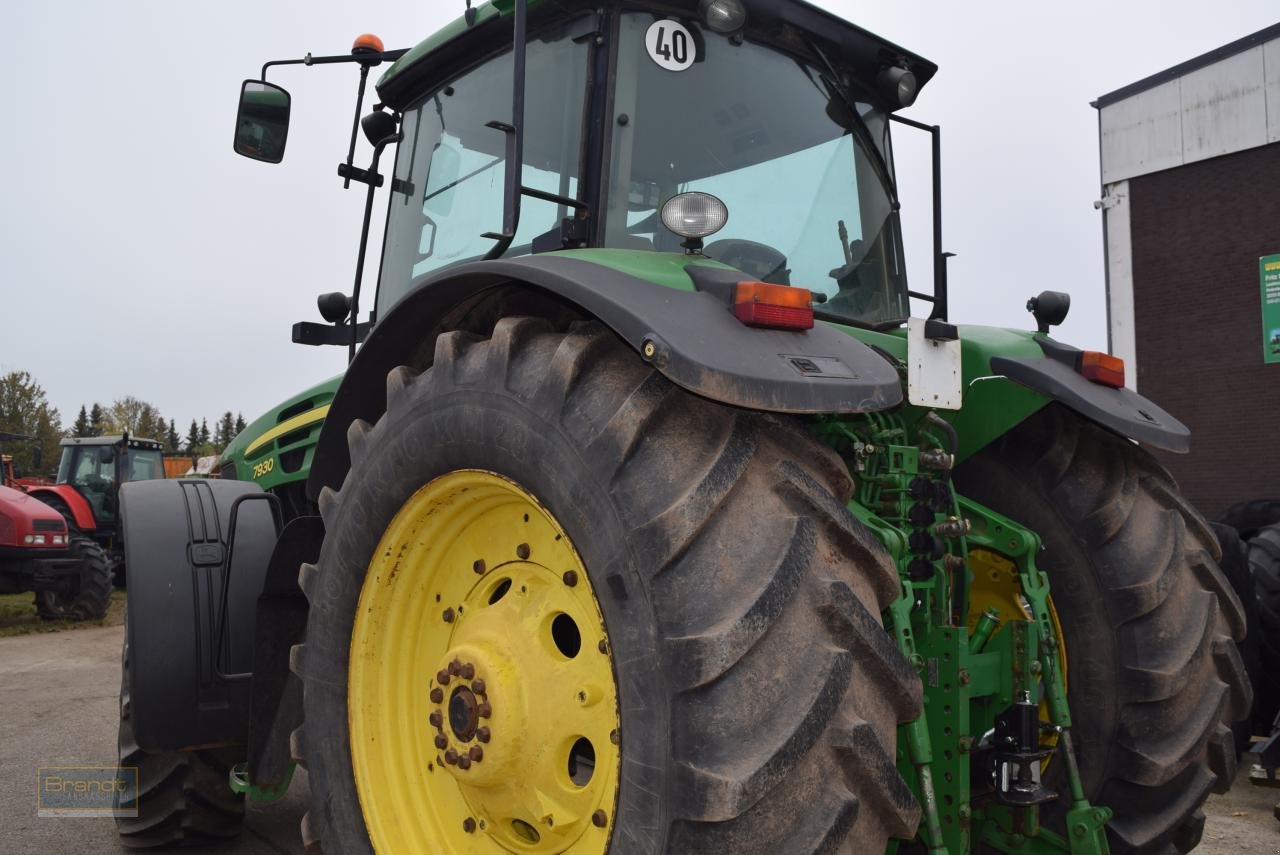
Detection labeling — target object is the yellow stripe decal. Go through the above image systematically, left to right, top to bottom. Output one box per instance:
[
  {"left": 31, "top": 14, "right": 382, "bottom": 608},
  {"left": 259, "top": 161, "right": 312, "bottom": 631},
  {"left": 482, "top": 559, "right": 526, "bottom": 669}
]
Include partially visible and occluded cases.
[{"left": 244, "top": 404, "right": 331, "bottom": 457}]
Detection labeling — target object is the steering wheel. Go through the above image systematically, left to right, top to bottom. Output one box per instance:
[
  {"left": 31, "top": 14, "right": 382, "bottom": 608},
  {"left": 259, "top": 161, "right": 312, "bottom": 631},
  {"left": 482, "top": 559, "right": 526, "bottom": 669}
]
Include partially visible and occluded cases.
[{"left": 705, "top": 239, "right": 791, "bottom": 285}]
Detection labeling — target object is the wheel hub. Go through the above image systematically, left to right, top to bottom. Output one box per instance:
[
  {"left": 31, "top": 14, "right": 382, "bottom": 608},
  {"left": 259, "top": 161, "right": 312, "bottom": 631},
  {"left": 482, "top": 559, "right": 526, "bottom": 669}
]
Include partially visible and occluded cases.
[{"left": 349, "top": 470, "right": 619, "bottom": 854}]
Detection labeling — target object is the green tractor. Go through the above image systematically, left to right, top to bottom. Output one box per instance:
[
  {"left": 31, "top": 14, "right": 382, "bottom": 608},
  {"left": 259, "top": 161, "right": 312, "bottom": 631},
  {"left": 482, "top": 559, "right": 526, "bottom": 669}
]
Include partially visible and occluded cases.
[{"left": 115, "top": 2, "right": 1249, "bottom": 853}]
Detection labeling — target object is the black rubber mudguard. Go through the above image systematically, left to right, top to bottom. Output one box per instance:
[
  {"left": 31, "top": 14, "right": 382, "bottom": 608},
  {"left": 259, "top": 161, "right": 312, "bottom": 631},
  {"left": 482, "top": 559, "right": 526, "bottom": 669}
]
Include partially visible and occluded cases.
[
  {"left": 308, "top": 254, "right": 903, "bottom": 499},
  {"left": 990, "top": 355, "right": 1190, "bottom": 453},
  {"left": 119, "top": 479, "right": 278, "bottom": 752}
]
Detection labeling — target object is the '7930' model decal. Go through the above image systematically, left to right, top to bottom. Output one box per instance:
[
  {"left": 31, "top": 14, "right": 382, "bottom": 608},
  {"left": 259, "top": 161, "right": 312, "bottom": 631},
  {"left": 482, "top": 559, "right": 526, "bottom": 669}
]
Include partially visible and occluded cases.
[{"left": 252, "top": 458, "right": 275, "bottom": 479}]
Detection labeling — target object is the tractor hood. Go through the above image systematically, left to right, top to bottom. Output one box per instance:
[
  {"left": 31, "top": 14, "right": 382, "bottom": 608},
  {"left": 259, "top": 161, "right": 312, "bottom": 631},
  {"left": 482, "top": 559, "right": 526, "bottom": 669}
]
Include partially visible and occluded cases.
[
  {"left": 376, "top": 0, "right": 937, "bottom": 112},
  {"left": 219, "top": 376, "right": 341, "bottom": 490},
  {"left": 0, "top": 483, "right": 68, "bottom": 548}
]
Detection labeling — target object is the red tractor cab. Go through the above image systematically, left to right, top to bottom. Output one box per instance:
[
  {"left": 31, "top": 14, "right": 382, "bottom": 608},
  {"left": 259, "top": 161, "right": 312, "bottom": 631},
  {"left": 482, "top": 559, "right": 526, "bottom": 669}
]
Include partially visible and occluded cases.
[{"left": 28, "top": 434, "right": 165, "bottom": 584}]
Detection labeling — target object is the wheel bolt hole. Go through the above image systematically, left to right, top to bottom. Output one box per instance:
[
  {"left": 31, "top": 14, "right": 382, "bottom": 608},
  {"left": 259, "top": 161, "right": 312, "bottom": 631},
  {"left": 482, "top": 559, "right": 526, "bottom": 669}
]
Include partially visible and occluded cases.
[
  {"left": 488, "top": 578, "right": 512, "bottom": 605},
  {"left": 551, "top": 613, "right": 581, "bottom": 658},
  {"left": 568, "top": 736, "right": 595, "bottom": 787},
  {"left": 511, "top": 818, "right": 541, "bottom": 843}
]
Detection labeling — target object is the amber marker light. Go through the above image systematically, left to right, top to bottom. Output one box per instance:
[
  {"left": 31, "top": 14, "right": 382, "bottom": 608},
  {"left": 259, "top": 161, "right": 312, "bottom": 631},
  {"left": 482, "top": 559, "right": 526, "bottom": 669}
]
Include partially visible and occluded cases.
[
  {"left": 352, "top": 33, "right": 385, "bottom": 54},
  {"left": 733, "top": 282, "right": 814, "bottom": 331},
  {"left": 1079, "top": 351, "right": 1125, "bottom": 388}
]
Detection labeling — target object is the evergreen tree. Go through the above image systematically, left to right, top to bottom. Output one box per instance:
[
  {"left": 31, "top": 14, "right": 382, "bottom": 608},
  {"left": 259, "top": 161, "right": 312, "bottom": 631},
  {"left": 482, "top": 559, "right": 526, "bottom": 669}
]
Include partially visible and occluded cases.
[
  {"left": 88, "top": 403, "right": 105, "bottom": 437},
  {"left": 72, "top": 405, "right": 91, "bottom": 438},
  {"left": 217, "top": 411, "right": 236, "bottom": 450},
  {"left": 234, "top": 413, "right": 246, "bottom": 434},
  {"left": 199, "top": 418, "right": 210, "bottom": 446},
  {"left": 166, "top": 419, "right": 180, "bottom": 452},
  {"left": 185, "top": 420, "right": 200, "bottom": 454}
]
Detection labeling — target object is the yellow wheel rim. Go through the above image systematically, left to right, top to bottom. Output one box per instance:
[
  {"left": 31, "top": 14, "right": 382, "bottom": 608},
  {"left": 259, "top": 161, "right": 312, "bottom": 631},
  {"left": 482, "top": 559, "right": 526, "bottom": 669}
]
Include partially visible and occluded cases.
[
  {"left": 349, "top": 470, "right": 619, "bottom": 854},
  {"left": 966, "top": 548, "right": 1068, "bottom": 753}
]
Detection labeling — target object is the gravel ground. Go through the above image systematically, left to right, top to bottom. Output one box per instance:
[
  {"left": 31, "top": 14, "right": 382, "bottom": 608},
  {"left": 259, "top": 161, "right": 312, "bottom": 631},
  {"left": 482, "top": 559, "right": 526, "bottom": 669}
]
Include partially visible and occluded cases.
[{"left": 1, "top": 622, "right": 1276, "bottom": 853}]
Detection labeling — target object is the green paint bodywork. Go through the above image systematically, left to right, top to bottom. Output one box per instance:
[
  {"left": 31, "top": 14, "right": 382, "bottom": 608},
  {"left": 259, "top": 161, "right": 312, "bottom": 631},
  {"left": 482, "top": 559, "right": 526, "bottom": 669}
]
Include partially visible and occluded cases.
[{"left": 219, "top": 375, "right": 340, "bottom": 493}]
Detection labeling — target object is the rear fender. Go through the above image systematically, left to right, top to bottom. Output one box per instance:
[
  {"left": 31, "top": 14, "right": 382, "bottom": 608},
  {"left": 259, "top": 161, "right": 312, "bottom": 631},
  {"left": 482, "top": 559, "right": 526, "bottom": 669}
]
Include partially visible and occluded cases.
[
  {"left": 307, "top": 254, "right": 904, "bottom": 499},
  {"left": 119, "top": 479, "right": 279, "bottom": 751},
  {"left": 28, "top": 485, "right": 96, "bottom": 531}
]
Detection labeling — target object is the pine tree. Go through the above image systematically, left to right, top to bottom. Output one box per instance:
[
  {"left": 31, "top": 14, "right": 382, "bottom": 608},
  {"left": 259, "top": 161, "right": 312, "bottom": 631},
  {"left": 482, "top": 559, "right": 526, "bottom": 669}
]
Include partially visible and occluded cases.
[
  {"left": 88, "top": 403, "right": 105, "bottom": 437},
  {"left": 72, "top": 405, "right": 91, "bottom": 438},
  {"left": 217, "top": 411, "right": 236, "bottom": 449},
  {"left": 234, "top": 413, "right": 246, "bottom": 434},
  {"left": 199, "top": 418, "right": 210, "bottom": 446},
  {"left": 167, "top": 419, "right": 180, "bottom": 452},
  {"left": 185, "top": 420, "right": 200, "bottom": 453}
]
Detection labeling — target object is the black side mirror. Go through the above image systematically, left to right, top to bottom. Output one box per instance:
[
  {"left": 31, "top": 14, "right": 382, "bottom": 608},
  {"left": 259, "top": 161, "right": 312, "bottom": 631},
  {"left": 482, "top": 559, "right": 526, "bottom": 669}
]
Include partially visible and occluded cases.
[
  {"left": 234, "top": 80, "right": 292, "bottom": 163},
  {"left": 317, "top": 292, "right": 352, "bottom": 324}
]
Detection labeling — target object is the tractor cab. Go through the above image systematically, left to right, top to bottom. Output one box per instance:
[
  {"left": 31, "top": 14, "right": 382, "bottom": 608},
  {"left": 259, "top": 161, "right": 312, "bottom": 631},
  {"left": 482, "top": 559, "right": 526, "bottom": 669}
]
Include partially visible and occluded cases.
[{"left": 53, "top": 435, "right": 165, "bottom": 526}]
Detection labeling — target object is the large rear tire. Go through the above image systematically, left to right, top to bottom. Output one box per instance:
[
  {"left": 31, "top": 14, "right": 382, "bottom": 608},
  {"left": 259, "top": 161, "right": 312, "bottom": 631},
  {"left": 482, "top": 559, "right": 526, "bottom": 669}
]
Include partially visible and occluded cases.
[
  {"left": 291, "top": 318, "right": 923, "bottom": 854},
  {"left": 955, "top": 404, "right": 1251, "bottom": 855},
  {"left": 34, "top": 537, "right": 112, "bottom": 621},
  {"left": 115, "top": 620, "right": 245, "bottom": 848}
]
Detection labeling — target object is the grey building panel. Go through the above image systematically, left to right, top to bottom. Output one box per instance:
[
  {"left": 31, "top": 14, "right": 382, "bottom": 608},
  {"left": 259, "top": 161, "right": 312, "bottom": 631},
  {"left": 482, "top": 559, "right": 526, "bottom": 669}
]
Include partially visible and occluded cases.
[
  {"left": 1267, "top": 37, "right": 1280, "bottom": 144},
  {"left": 1178, "top": 46, "right": 1268, "bottom": 164},
  {"left": 1100, "top": 80, "right": 1183, "bottom": 184}
]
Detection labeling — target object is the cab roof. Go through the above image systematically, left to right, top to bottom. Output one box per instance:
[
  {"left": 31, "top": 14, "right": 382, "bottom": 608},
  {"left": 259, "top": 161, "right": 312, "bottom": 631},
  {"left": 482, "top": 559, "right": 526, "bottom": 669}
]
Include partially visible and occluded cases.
[
  {"left": 377, "top": 0, "right": 937, "bottom": 111},
  {"left": 60, "top": 435, "right": 162, "bottom": 450}
]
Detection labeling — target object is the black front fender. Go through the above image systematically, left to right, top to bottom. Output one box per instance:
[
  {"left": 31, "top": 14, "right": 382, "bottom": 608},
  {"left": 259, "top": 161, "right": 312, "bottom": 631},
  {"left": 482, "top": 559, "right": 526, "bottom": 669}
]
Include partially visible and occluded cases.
[{"left": 307, "top": 255, "right": 903, "bottom": 499}]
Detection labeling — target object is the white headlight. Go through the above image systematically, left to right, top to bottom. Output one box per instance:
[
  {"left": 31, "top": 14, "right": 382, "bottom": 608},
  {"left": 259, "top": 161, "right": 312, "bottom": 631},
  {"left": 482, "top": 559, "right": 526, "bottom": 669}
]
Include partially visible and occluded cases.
[
  {"left": 699, "top": 0, "right": 747, "bottom": 34},
  {"left": 660, "top": 192, "right": 729, "bottom": 241},
  {"left": 24, "top": 534, "right": 34, "bottom": 544},
  {"left": 32, "top": 534, "right": 46, "bottom": 545}
]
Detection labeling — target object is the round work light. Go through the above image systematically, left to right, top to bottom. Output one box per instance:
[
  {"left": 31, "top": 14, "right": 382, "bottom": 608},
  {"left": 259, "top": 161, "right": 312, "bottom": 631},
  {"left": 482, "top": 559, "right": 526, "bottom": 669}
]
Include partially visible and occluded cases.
[
  {"left": 699, "top": 0, "right": 747, "bottom": 34},
  {"left": 877, "top": 66, "right": 918, "bottom": 109},
  {"left": 661, "top": 192, "right": 729, "bottom": 242}
]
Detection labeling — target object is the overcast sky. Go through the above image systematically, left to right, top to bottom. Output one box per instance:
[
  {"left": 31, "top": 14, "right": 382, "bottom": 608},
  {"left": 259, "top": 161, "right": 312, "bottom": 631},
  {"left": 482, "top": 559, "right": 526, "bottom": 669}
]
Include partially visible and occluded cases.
[{"left": 1, "top": 1, "right": 1276, "bottom": 429}]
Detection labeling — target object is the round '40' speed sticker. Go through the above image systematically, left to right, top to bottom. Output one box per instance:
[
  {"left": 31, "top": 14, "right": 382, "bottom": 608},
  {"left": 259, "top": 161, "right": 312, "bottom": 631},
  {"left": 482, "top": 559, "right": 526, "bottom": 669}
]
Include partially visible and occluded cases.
[{"left": 645, "top": 19, "right": 695, "bottom": 72}]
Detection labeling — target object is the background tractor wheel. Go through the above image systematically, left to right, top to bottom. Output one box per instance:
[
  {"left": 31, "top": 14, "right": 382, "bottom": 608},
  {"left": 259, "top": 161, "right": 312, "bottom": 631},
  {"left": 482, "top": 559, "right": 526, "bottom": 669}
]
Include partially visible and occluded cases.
[
  {"left": 290, "top": 318, "right": 923, "bottom": 854},
  {"left": 955, "top": 404, "right": 1250, "bottom": 855},
  {"left": 1218, "top": 498, "right": 1280, "bottom": 541},
  {"left": 1247, "top": 522, "right": 1280, "bottom": 737},
  {"left": 1210, "top": 523, "right": 1264, "bottom": 743},
  {"left": 34, "top": 537, "right": 112, "bottom": 621},
  {"left": 115, "top": 620, "right": 245, "bottom": 848}
]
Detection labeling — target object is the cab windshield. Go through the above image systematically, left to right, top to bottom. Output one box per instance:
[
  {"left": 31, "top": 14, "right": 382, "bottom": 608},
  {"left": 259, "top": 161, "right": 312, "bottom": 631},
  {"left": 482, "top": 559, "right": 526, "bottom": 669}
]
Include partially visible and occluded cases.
[{"left": 605, "top": 12, "right": 909, "bottom": 326}]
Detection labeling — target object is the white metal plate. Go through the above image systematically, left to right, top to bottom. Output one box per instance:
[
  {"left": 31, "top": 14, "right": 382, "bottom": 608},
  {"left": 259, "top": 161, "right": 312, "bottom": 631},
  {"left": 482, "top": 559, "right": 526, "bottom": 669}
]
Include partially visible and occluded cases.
[
  {"left": 645, "top": 20, "right": 695, "bottom": 71},
  {"left": 907, "top": 317, "right": 962, "bottom": 410}
]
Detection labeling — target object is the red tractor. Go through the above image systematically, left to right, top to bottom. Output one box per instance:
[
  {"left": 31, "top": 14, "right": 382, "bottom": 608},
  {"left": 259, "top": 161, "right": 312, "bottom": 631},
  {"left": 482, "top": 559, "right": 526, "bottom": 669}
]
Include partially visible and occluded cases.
[
  {"left": 0, "top": 434, "right": 111, "bottom": 620},
  {"left": 26, "top": 434, "right": 166, "bottom": 585}
]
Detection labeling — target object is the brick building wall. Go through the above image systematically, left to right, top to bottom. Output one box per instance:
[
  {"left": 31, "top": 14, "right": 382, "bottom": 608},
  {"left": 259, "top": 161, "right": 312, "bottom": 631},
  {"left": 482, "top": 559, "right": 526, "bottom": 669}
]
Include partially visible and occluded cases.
[{"left": 1128, "top": 142, "right": 1280, "bottom": 518}]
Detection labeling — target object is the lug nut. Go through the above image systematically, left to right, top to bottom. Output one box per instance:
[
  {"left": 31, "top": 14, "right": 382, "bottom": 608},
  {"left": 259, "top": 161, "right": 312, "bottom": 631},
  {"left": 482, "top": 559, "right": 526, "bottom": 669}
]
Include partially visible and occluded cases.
[
  {"left": 516, "top": 543, "right": 531, "bottom": 560},
  {"left": 473, "top": 559, "right": 486, "bottom": 575},
  {"left": 562, "top": 570, "right": 578, "bottom": 587},
  {"left": 443, "top": 607, "right": 455, "bottom": 623},
  {"left": 598, "top": 640, "right": 609, "bottom": 654},
  {"left": 448, "top": 659, "right": 461, "bottom": 676},
  {"left": 460, "top": 662, "right": 475, "bottom": 680},
  {"left": 436, "top": 669, "right": 451, "bottom": 686},
  {"left": 471, "top": 678, "right": 486, "bottom": 694},
  {"left": 430, "top": 687, "right": 444, "bottom": 704},
  {"left": 477, "top": 702, "right": 492, "bottom": 718},
  {"left": 429, "top": 710, "right": 443, "bottom": 728},
  {"left": 476, "top": 727, "right": 491, "bottom": 743},
  {"left": 610, "top": 729, "right": 620, "bottom": 745},
  {"left": 434, "top": 734, "right": 448, "bottom": 750},
  {"left": 469, "top": 746, "right": 484, "bottom": 762},
  {"left": 445, "top": 749, "right": 459, "bottom": 765},
  {"left": 457, "top": 755, "right": 472, "bottom": 770},
  {"left": 592, "top": 810, "right": 608, "bottom": 828},
  {"left": 463, "top": 818, "right": 476, "bottom": 833}
]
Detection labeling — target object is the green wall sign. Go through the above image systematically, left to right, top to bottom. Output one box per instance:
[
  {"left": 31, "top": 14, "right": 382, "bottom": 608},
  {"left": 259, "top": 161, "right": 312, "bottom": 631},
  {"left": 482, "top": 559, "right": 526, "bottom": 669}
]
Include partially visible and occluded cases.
[{"left": 1264, "top": 254, "right": 1280, "bottom": 364}]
